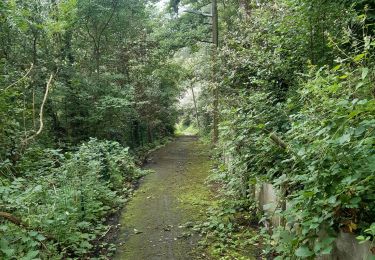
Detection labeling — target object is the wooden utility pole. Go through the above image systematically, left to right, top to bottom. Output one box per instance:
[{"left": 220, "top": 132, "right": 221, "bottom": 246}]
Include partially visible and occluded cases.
[
  {"left": 212, "top": 0, "right": 219, "bottom": 144},
  {"left": 184, "top": 1, "right": 219, "bottom": 143}
]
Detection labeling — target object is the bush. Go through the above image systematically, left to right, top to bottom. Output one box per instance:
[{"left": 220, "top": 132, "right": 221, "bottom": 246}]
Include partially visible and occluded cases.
[
  {"left": 211, "top": 50, "right": 375, "bottom": 258},
  {"left": 0, "top": 139, "right": 147, "bottom": 259}
]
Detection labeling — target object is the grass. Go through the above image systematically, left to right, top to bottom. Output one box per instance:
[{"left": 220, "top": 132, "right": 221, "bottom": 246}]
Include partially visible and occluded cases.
[{"left": 175, "top": 121, "right": 199, "bottom": 136}]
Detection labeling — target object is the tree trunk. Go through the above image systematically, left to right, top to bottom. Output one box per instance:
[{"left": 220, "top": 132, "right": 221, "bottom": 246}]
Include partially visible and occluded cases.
[
  {"left": 212, "top": 0, "right": 219, "bottom": 144},
  {"left": 95, "top": 45, "right": 100, "bottom": 76},
  {"left": 190, "top": 83, "right": 200, "bottom": 129},
  {"left": 147, "top": 122, "right": 153, "bottom": 143}
]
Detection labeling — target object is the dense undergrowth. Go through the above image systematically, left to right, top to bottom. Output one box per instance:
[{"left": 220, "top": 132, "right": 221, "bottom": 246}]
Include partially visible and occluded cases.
[
  {"left": 0, "top": 0, "right": 180, "bottom": 258},
  {"left": 2, "top": 0, "right": 375, "bottom": 259},
  {"left": 173, "top": 0, "right": 375, "bottom": 259},
  {"left": 209, "top": 51, "right": 375, "bottom": 259},
  {"left": 196, "top": 52, "right": 375, "bottom": 259},
  {"left": 175, "top": 120, "right": 199, "bottom": 136},
  {"left": 0, "top": 139, "right": 150, "bottom": 259}
]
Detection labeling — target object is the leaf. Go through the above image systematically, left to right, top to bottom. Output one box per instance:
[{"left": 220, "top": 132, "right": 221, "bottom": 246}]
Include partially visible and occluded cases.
[
  {"left": 353, "top": 53, "right": 365, "bottom": 62},
  {"left": 362, "top": 68, "right": 369, "bottom": 80},
  {"left": 339, "top": 74, "right": 348, "bottom": 79},
  {"left": 355, "top": 82, "right": 364, "bottom": 90},
  {"left": 328, "top": 83, "right": 340, "bottom": 93},
  {"left": 337, "top": 134, "right": 350, "bottom": 145},
  {"left": 297, "top": 147, "right": 306, "bottom": 156},
  {"left": 33, "top": 185, "right": 43, "bottom": 192},
  {"left": 328, "top": 196, "right": 337, "bottom": 204},
  {"left": 349, "top": 197, "right": 361, "bottom": 206},
  {"left": 348, "top": 221, "right": 358, "bottom": 233},
  {"left": 365, "top": 223, "right": 375, "bottom": 235},
  {"left": 0, "top": 225, "right": 8, "bottom": 232},
  {"left": 279, "top": 230, "right": 293, "bottom": 243},
  {"left": 28, "top": 231, "right": 38, "bottom": 237},
  {"left": 36, "top": 234, "right": 46, "bottom": 241},
  {"left": 356, "top": 235, "right": 365, "bottom": 241},
  {"left": 321, "top": 237, "right": 336, "bottom": 246},
  {"left": 359, "top": 237, "right": 371, "bottom": 244},
  {"left": 0, "top": 238, "right": 15, "bottom": 257},
  {"left": 320, "top": 245, "right": 333, "bottom": 255},
  {"left": 295, "top": 246, "right": 314, "bottom": 257},
  {"left": 2, "top": 248, "right": 15, "bottom": 257},
  {"left": 21, "top": 250, "right": 39, "bottom": 260}
]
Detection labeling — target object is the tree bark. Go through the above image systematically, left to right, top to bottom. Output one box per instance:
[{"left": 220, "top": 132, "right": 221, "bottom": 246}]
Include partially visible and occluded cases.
[
  {"left": 212, "top": 0, "right": 219, "bottom": 144},
  {"left": 23, "top": 74, "right": 53, "bottom": 146},
  {"left": 190, "top": 83, "right": 200, "bottom": 129},
  {"left": 269, "top": 132, "right": 288, "bottom": 150},
  {"left": 0, "top": 211, "right": 24, "bottom": 227},
  {"left": 0, "top": 211, "right": 55, "bottom": 241}
]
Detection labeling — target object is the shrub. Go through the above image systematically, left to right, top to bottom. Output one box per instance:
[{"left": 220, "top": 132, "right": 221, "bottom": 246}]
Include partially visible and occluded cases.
[{"left": 0, "top": 139, "right": 147, "bottom": 259}]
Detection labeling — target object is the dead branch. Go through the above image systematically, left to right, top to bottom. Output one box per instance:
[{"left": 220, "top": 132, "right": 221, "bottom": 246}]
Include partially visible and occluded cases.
[
  {"left": 183, "top": 9, "right": 212, "bottom": 17},
  {"left": 197, "top": 39, "right": 214, "bottom": 44},
  {"left": 3, "top": 63, "right": 34, "bottom": 91},
  {"left": 23, "top": 73, "right": 53, "bottom": 145},
  {"left": 269, "top": 132, "right": 288, "bottom": 150},
  {"left": 0, "top": 211, "right": 25, "bottom": 227},
  {"left": 0, "top": 211, "right": 56, "bottom": 241},
  {"left": 99, "top": 226, "right": 112, "bottom": 239}
]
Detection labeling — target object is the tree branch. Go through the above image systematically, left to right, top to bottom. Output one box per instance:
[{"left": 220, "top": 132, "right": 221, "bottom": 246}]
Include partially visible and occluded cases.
[
  {"left": 98, "top": 0, "right": 119, "bottom": 40},
  {"left": 183, "top": 9, "right": 212, "bottom": 17},
  {"left": 85, "top": 21, "right": 99, "bottom": 50},
  {"left": 197, "top": 39, "right": 213, "bottom": 44},
  {"left": 3, "top": 63, "right": 34, "bottom": 91},
  {"left": 23, "top": 74, "right": 53, "bottom": 145},
  {"left": 269, "top": 132, "right": 288, "bottom": 150},
  {"left": 0, "top": 211, "right": 24, "bottom": 227},
  {"left": 0, "top": 211, "right": 56, "bottom": 241}
]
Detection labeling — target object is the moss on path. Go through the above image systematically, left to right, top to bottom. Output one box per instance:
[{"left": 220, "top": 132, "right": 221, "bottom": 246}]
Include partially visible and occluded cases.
[{"left": 114, "top": 136, "right": 214, "bottom": 260}]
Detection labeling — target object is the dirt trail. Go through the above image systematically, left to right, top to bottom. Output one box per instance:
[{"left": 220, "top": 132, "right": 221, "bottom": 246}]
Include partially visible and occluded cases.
[{"left": 114, "top": 136, "right": 213, "bottom": 260}]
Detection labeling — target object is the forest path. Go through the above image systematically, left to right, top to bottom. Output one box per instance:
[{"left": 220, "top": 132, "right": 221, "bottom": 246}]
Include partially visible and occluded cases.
[{"left": 114, "top": 136, "right": 213, "bottom": 260}]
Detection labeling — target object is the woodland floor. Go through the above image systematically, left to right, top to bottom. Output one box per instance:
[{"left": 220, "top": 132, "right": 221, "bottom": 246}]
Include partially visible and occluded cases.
[{"left": 113, "top": 136, "right": 214, "bottom": 260}]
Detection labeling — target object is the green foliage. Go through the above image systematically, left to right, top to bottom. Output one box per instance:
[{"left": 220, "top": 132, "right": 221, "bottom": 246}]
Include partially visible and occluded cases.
[
  {"left": 0, "top": 0, "right": 182, "bottom": 255},
  {"left": 0, "top": 0, "right": 182, "bottom": 158},
  {"left": 2, "top": 0, "right": 375, "bottom": 258},
  {"left": 176, "top": 0, "right": 375, "bottom": 258},
  {"left": 214, "top": 39, "right": 374, "bottom": 259},
  {"left": 273, "top": 52, "right": 375, "bottom": 257},
  {"left": 175, "top": 120, "right": 199, "bottom": 136},
  {"left": 1, "top": 139, "right": 147, "bottom": 259},
  {"left": 196, "top": 199, "right": 258, "bottom": 259},
  {"left": 357, "top": 223, "right": 375, "bottom": 245}
]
